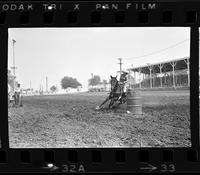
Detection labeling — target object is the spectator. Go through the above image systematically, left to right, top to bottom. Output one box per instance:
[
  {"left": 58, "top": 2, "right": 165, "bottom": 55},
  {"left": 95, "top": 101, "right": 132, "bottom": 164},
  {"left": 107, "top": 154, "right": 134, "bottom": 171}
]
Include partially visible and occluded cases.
[{"left": 15, "top": 83, "right": 23, "bottom": 107}]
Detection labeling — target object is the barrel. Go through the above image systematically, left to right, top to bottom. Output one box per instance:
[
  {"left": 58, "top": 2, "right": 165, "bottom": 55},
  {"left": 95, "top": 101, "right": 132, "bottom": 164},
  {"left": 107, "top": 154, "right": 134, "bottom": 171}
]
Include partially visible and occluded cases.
[{"left": 126, "top": 89, "right": 142, "bottom": 115}]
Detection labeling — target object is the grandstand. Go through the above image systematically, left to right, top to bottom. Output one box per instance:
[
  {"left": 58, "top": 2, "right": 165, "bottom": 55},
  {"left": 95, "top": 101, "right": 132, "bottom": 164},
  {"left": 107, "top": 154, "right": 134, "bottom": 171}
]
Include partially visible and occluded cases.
[{"left": 127, "top": 57, "right": 190, "bottom": 89}]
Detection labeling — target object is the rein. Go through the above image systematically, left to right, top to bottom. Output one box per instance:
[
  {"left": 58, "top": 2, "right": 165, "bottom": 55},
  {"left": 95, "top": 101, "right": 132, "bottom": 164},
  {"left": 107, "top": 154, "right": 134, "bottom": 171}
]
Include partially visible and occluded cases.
[
  {"left": 110, "top": 79, "right": 123, "bottom": 96},
  {"left": 112, "top": 81, "right": 119, "bottom": 93}
]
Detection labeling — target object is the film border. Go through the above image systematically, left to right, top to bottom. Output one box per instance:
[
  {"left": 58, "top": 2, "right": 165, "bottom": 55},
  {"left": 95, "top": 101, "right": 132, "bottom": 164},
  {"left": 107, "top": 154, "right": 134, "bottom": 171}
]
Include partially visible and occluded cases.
[{"left": 0, "top": 0, "right": 199, "bottom": 173}]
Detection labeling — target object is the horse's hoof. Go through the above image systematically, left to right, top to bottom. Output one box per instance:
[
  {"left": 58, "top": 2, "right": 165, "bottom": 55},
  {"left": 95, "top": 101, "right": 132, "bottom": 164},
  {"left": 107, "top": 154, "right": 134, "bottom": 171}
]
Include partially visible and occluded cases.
[
  {"left": 95, "top": 106, "right": 100, "bottom": 110},
  {"left": 127, "top": 110, "right": 131, "bottom": 114}
]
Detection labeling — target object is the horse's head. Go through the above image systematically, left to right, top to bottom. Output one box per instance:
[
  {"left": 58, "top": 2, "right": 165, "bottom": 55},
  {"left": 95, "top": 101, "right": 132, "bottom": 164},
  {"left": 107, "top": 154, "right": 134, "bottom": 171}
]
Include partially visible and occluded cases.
[{"left": 110, "top": 75, "right": 118, "bottom": 91}]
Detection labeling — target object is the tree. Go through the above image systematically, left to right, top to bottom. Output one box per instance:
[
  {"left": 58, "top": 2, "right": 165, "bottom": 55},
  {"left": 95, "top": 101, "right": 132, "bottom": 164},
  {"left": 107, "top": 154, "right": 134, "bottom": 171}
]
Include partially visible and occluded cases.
[
  {"left": 88, "top": 75, "right": 101, "bottom": 86},
  {"left": 61, "top": 76, "right": 82, "bottom": 89},
  {"left": 102, "top": 79, "right": 108, "bottom": 90},
  {"left": 102, "top": 79, "right": 108, "bottom": 84},
  {"left": 50, "top": 85, "right": 57, "bottom": 93}
]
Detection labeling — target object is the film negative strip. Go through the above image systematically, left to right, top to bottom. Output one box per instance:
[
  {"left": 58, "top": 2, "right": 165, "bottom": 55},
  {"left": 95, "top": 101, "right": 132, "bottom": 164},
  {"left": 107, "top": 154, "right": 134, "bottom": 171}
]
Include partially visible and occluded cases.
[{"left": 0, "top": 0, "right": 200, "bottom": 173}]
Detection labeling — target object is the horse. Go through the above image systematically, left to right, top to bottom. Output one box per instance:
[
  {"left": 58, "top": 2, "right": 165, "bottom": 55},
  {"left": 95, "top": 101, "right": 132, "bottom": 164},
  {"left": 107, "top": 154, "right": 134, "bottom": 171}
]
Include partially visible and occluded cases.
[
  {"left": 96, "top": 74, "right": 127, "bottom": 110},
  {"left": 8, "top": 83, "right": 23, "bottom": 108},
  {"left": 15, "top": 83, "right": 23, "bottom": 107},
  {"left": 8, "top": 84, "right": 15, "bottom": 107}
]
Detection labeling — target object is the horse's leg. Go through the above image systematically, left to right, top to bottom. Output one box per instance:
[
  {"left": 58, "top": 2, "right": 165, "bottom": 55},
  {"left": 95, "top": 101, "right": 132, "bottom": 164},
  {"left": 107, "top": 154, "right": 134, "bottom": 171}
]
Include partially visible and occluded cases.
[
  {"left": 120, "top": 92, "right": 127, "bottom": 103},
  {"left": 16, "top": 93, "right": 19, "bottom": 105},
  {"left": 17, "top": 93, "right": 20, "bottom": 105},
  {"left": 112, "top": 93, "right": 127, "bottom": 108},
  {"left": 13, "top": 95, "right": 16, "bottom": 107},
  {"left": 19, "top": 95, "right": 23, "bottom": 107},
  {"left": 98, "top": 96, "right": 110, "bottom": 109},
  {"left": 108, "top": 98, "right": 115, "bottom": 109}
]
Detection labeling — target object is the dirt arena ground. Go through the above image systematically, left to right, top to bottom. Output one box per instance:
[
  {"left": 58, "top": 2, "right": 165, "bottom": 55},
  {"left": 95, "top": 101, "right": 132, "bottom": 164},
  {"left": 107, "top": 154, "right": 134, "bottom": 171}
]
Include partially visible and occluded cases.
[{"left": 8, "top": 90, "right": 191, "bottom": 148}]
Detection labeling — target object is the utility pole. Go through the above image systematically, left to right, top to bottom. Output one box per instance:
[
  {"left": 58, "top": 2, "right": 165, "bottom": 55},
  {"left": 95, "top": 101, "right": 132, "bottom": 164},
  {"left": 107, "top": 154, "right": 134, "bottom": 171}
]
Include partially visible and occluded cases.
[
  {"left": 11, "top": 39, "right": 17, "bottom": 91},
  {"left": 11, "top": 39, "right": 17, "bottom": 77},
  {"left": 118, "top": 58, "right": 123, "bottom": 77},
  {"left": 91, "top": 73, "right": 93, "bottom": 87},
  {"left": 46, "top": 76, "right": 48, "bottom": 92},
  {"left": 30, "top": 81, "right": 32, "bottom": 93}
]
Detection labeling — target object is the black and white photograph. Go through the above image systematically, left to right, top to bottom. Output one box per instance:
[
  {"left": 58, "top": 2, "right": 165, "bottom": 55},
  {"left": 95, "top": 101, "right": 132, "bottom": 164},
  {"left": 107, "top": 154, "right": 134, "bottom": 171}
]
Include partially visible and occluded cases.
[{"left": 8, "top": 27, "right": 191, "bottom": 148}]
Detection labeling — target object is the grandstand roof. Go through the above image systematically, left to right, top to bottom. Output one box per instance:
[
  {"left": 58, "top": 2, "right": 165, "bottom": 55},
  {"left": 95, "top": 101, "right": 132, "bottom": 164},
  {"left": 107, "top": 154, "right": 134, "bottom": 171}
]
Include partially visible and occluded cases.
[{"left": 128, "top": 57, "right": 189, "bottom": 74}]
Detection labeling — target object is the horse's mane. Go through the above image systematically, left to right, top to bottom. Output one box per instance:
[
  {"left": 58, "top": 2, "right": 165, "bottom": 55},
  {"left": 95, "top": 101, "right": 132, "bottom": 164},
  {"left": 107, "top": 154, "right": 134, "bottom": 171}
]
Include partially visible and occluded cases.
[
  {"left": 110, "top": 79, "right": 123, "bottom": 96},
  {"left": 112, "top": 80, "right": 119, "bottom": 93}
]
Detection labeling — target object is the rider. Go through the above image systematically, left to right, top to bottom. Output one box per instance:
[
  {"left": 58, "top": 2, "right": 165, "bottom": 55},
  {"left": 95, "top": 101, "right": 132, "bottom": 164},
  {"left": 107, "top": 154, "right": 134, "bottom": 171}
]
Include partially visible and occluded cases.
[
  {"left": 118, "top": 71, "right": 128, "bottom": 101},
  {"left": 119, "top": 71, "right": 128, "bottom": 91}
]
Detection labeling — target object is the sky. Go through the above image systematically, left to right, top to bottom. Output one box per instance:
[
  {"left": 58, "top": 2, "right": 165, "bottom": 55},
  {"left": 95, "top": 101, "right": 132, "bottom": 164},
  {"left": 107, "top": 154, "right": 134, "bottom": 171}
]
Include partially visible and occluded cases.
[{"left": 8, "top": 27, "right": 190, "bottom": 90}]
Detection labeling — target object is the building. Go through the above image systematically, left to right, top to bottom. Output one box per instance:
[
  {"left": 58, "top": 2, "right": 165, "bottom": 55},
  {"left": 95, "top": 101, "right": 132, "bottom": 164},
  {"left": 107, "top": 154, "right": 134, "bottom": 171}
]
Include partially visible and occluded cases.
[{"left": 127, "top": 57, "right": 190, "bottom": 89}]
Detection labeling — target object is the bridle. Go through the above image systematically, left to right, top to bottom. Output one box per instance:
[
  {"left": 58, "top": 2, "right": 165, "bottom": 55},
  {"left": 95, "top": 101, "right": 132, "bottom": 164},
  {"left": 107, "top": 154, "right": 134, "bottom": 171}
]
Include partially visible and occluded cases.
[{"left": 110, "top": 78, "right": 118, "bottom": 92}]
